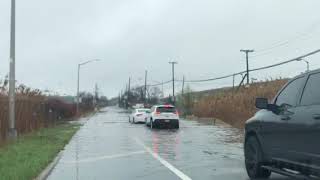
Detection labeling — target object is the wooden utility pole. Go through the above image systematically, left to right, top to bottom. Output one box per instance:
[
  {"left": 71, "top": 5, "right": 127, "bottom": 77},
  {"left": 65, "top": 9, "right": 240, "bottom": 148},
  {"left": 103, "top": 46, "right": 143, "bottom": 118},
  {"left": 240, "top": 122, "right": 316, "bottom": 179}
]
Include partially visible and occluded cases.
[{"left": 240, "top": 49, "right": 254, "bottom": 84}]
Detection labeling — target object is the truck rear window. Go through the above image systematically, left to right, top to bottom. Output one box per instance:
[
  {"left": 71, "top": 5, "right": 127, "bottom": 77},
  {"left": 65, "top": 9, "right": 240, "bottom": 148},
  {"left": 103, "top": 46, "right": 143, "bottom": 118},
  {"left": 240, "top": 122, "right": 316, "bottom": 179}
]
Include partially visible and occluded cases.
[{"left": 157, "top": 107, "right": 176, "bottom": 113}]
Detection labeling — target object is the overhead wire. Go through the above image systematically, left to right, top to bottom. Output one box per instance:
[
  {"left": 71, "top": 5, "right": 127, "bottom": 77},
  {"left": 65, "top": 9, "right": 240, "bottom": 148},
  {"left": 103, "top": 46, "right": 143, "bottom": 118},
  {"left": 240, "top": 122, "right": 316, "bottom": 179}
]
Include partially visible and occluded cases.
[{"left": 182, "top": 49, "right": 320, "bottom": 83}]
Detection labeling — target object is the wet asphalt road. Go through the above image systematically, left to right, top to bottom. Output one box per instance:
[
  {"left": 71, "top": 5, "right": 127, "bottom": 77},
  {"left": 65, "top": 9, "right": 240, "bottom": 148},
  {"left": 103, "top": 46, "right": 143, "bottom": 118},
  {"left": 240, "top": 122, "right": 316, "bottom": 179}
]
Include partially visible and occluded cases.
[{"left": 48, "top": 107, "right": 289, "bottom": 180}]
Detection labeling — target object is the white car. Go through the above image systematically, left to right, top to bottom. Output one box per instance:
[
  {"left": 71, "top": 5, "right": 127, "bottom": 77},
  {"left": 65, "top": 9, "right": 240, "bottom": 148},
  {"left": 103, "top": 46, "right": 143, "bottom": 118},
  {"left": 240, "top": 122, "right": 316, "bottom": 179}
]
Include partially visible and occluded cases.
[
  {"left": 146, "top": 105, "right": 179, "bottom": 129},
  {"left": 129, "top": 108, "right": 150, "bottom": 124}
]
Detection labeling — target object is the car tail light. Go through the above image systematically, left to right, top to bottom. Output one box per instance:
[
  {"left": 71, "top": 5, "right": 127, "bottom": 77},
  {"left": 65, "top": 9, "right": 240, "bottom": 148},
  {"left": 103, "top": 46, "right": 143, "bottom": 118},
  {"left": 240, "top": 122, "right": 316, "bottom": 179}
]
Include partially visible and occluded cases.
[
  {"left": 155, "top": 110, "right": 161, "bottom": 115},
  {"left": 174, "top": 110, "right": 179, "bottom": 115}
]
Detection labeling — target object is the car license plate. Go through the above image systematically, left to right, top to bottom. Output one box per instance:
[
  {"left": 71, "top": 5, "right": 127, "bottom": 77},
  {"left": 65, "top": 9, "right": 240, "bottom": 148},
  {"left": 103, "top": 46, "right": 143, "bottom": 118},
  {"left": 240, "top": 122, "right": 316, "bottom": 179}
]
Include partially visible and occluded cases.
[{"left": 165, "top": 120, "right": 170, "bottom": 122}]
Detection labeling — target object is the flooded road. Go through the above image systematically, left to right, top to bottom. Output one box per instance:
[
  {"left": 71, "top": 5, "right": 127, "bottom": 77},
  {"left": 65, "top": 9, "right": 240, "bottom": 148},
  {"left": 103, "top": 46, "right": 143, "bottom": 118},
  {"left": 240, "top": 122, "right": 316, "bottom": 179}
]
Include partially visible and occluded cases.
[{"left": 48, "top": 107, "right": 288, "bottom": 180}]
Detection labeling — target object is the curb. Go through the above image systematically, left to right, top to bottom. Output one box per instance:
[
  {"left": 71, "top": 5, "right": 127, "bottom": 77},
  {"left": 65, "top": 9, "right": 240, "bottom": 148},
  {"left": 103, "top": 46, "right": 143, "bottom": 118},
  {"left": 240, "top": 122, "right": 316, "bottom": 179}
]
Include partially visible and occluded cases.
[
  {"left": 35, "top": 110, "right": 96, "bottom": 180},
  {"left": 35, "top": 151, "right": 63, "bottom": 180}
]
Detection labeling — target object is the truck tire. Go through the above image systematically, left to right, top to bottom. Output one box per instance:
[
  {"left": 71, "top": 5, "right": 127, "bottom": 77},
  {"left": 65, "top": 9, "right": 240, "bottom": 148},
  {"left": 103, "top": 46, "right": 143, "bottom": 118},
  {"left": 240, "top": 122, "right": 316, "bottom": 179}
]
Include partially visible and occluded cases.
[{"left": 245, "top": 136, "right": 271, "bottom": 179}]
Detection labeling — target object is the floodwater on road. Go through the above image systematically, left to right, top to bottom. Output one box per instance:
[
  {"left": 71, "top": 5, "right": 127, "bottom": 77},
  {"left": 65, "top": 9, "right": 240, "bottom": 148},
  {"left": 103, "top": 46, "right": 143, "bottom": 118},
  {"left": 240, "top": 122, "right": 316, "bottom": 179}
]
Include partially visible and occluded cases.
[{"left": 47, "top": 106, "right": 288, "bottom": 180}]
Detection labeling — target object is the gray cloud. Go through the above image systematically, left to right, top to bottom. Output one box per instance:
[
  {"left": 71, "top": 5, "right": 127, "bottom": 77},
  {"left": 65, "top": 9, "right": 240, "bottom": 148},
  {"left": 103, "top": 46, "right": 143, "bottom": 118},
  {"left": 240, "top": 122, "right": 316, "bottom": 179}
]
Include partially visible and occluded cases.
[{"left": 1, "top": 0, "right": 320, "bottom": 97}]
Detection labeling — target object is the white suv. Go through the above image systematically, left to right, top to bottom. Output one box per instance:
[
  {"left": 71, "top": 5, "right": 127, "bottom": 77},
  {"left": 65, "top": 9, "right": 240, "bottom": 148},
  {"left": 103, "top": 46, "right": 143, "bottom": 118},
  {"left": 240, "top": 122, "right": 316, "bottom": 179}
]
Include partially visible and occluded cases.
[{"left": 146, "top": 105, "right": 179, "bottom": 129}]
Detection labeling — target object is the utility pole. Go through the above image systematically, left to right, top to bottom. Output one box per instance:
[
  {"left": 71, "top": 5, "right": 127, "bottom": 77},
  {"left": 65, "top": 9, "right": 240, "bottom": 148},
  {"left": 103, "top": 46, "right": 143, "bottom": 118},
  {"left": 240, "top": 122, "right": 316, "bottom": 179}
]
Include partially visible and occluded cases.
[
  {"left": 8, "top": 0, "right": 17, "bottom": 139},
  {"left": 240, "top": 49, "right": 254, "bottom": 85},
  {"left": 169, "top": 61, "right": 178, "bottom": 105},
  {"left": 144, "top": 70, "right": 147, "bottom": 104},
  {"left": 232, "top": 74, "right": 235, "bottom": 90},
  {"left": 181, "top": 76, "right": 185, "bottom": 95},
  {"left": 128, "top": 77, "right": 131, "bottom": 106},
  {"left": 161, "top": 81, "right": 164, "bottom": 98},
  {"left": 94, "top": 83, "right": 98, "bottom": 107},
  {"left": 125, "top": 84, "right": 128, "bottom": 109}
]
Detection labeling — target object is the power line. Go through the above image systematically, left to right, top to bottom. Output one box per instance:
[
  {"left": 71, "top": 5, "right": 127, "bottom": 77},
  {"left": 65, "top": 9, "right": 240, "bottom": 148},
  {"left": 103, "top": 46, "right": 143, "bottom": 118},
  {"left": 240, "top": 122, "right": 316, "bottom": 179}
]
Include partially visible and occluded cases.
[
  {"left": 253, "top": 19, "right": 320, "bottom": 57},
  {"left": 183, "top": 49, "right": 320, "bottom": 83},
  {"left": 147, "top": 80, "right": 172, "bottom": 87}
]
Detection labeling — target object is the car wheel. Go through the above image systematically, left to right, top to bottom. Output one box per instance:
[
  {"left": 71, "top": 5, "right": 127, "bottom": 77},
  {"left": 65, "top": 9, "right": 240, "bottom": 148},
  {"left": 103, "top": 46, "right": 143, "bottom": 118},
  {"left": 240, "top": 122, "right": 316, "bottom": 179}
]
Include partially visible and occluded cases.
[
  {"left": 129, "top": 117, "right": 131, "bottom": 123},
  {"left": 133, "top": 118, "right": 135, "bottom": 124},
  {"left": 150, "top": 119, "right": 153, "bottom": 129},
  {"left": 175, "top": 123, "right": 179, "bottom": 129},
  {"left": 245, "top": 136, "right": 271, "bottom": 179}
]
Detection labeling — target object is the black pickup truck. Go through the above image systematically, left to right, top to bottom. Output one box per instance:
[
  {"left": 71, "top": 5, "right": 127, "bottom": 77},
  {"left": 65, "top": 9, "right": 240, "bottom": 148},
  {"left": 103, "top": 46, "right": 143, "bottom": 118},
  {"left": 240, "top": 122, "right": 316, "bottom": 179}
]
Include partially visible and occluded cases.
[{"left": 244, "top": 69, "right": 320, "bottom": 179}]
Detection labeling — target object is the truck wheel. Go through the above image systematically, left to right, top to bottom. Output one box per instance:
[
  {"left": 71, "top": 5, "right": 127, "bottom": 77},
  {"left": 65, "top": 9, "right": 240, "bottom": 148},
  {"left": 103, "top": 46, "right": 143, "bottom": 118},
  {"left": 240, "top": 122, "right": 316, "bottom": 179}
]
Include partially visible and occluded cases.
[{"left": 245, "top": 136, "right": 271, "bottom": 179}]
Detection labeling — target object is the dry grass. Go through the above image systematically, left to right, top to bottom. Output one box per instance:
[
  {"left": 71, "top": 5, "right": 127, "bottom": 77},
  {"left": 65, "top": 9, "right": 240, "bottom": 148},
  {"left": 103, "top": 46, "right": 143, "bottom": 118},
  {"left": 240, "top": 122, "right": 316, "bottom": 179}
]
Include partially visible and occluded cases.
[
  {"left": 192, "top": 79, "right": 288, "bottom": 128},
  {"left": 0, "top": 82, "right": 62, "bottom": 142}
]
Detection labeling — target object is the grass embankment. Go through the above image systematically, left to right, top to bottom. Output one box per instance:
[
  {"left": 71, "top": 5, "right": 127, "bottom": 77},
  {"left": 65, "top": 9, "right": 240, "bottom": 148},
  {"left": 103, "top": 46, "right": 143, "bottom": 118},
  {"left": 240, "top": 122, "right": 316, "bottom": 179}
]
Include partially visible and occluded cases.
[
  {"left": 192, "top": 79, "right": 288, "bottom": 128},
  {"left": 0, "top": 123, "right": 81, "bottom": 180}
]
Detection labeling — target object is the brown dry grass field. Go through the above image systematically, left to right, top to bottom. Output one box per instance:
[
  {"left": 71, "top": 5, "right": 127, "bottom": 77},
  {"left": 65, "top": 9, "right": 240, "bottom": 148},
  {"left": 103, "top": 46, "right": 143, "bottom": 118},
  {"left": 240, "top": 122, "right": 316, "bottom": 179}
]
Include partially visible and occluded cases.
[{"left": 192, "top": 79, "right": 288, "bottom": 128}]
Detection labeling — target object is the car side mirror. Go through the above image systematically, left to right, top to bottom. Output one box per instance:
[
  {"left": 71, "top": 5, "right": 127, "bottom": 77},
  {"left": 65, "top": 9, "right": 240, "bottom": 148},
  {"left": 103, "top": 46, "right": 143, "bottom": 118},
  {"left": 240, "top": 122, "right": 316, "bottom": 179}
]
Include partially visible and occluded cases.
[
  {"left": 256, "top": 97, "right": 281, "bottom": 114},
  {"left": 255, "top": 98, "right": 268, "bottom": 109}
]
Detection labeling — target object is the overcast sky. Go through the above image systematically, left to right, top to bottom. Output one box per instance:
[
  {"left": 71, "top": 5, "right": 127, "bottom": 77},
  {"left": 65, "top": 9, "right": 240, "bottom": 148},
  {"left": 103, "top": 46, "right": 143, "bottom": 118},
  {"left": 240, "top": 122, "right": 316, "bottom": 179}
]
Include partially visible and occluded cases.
[{"left": 1, "top": 0, "right": 320, "bottom": 97}]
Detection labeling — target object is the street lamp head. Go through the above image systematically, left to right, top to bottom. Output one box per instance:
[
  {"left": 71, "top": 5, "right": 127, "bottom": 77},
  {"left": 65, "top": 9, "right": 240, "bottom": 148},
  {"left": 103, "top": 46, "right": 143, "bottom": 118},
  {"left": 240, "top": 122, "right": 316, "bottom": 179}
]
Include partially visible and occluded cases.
[
  {"left": 296, "top": 58, "right": 310, "bottom": 72},
  {"left": 79, "top": 59, "right": 102, "bottom": 66}
]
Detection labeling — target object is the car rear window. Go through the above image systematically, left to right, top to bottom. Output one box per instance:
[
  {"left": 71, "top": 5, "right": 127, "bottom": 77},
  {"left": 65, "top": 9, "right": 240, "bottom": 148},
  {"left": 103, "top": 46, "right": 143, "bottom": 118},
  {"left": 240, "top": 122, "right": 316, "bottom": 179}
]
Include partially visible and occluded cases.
[
  {"left": 157, "top": 107, "right": 176, "bottom": 113},
  {"left": 137, "top": 109, "right": 150, "bottom": 113}
]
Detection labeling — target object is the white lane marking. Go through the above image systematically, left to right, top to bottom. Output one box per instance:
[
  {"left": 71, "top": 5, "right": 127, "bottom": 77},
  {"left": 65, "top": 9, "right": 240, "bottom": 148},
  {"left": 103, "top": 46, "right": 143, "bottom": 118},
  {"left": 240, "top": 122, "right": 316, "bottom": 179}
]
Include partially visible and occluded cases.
[
  {"left": 133, "top": 137, "right": 192, "bottom": 180},
  {"left": 62, "top": 150, "right": 146, "bottom": 164}
]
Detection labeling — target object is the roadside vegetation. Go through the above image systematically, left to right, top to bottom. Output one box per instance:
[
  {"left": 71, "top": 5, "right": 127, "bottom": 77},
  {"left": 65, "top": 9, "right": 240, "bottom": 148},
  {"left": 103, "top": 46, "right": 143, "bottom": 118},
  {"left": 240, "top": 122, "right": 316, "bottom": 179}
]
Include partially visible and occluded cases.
[
  {"left": 0, "top": 77, "right": 106, "bottom": 142},
  {"left": 0, "top": 78, "right": 105, "bottom": 179},
  {"left": 177, "top": 79, "right": 288, "bottom": 128},
  {"left": 0, "top": 122, "right": 80, "bottom": 180}
]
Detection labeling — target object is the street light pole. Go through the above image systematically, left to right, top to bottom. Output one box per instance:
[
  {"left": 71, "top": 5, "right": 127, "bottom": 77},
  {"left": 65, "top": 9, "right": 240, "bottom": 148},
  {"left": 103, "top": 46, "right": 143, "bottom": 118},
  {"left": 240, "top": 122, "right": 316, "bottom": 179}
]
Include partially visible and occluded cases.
[
  {"left": 8, "top": 0, "right": 17, "bottom": 139},
  {"left": 76, "top": 59, "right": 100, "bottom": 115},
  {"left": 169, "top": 61, "right": 178, "bottom": 105},
  {"left": 76, "top": 64, "right": 80, "bottom": 115},
  {"left": 144, "top": 70, "right": 147, "bottom": 104}
]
